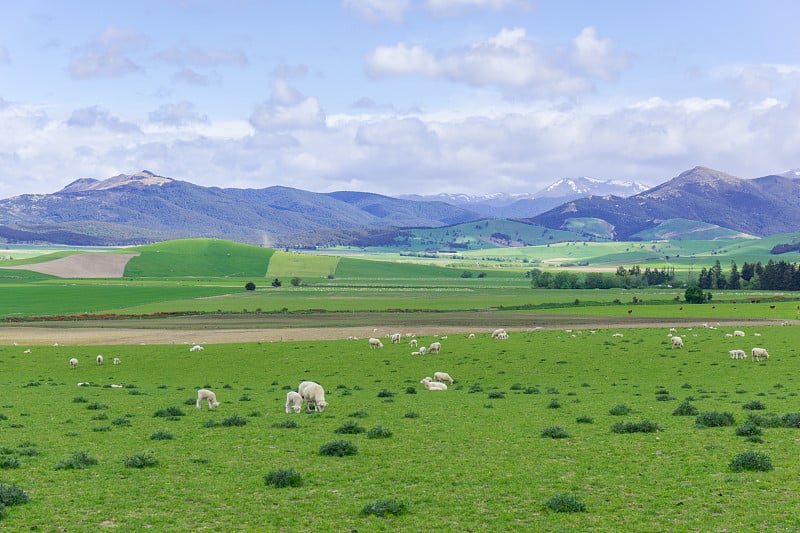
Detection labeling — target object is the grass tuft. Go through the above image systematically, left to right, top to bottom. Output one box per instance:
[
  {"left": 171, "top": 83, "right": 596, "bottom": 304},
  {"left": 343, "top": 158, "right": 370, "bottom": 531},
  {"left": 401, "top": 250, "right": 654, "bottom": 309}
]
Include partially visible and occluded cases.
[
  {"left": 729, "top": 451, "right": 773, "bottom": 472},
  {"left": 265, "top": 468, "right": 303, "bottom": 488},
  {"left": 544, "top": 493, "right": 586, "bottom": 513},
  {"left": 360, "top": 499, "right": 409, "bottom": 517}
]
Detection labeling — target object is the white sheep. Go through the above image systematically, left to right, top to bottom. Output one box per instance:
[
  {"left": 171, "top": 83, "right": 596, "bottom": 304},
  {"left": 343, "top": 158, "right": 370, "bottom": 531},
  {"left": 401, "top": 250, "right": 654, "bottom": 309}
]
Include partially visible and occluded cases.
[
  {"left": 669, "top": 327, "right": 677, "bottom": 335},
  {"left": 491, "top": 328, "right": 507, "bottom": 339},
  {"left": 733, "top": 330, "right": 745, "bottom": 337},
  {"left": 391, "top": 333, "right": 402, "bottom": 344},
  {"left": 468, "top": 333, "right": 475, "bottom": 339},
  {"left": 612, "top": 333, "right": 624, "bottom": 338},
  {"left": 671, "top": 336, "right": 684, "bottom": 349},
  {"left": 368, "top": 337, "right": 384, "bottom": 349},
  {"left": 409, "top": 339, "right": 418, "bottom": 347},
  {"left": 428, "top": 342, "right": 441, "bottom": 354},
  {"left": 190, "top": 344, "right": 204, "bottom": 352},
  {"left": 418, "top": 345, "right": 427, "bottom": 355},
  {"left": 751, "top": 347, "right": 769, "bottom": 362},
  {"left": 729, "top": 349, "right": 747, "bottom": 360},
  {"left": 411, "top": 351, "right": 420, "bottom": 356},
  {"left": 96, "top": 354, "right": 104, "bottom": 365},
  {"left": 113, "top": 357, "right": 121, "bottom": 365},
  {"left": 69, "top": 358, "right": 79, "bottom": 369},
  {"left": 434, "top": 371, "right": 454, "bottom": 384},
  {"left": 420, "top": 377, "right": 433, "bottom": 383},
  {"left": 298, "top": 381, "right": 327, "bottom": 412},
  {"left": 424, "top": 381, "right": 448, "bottom": 391},
  {"left": 196, "top": 388, "right": 220, "bottom": 409},
  {"left": 285, "top": 391, "right": 303, "bottom": 414}
]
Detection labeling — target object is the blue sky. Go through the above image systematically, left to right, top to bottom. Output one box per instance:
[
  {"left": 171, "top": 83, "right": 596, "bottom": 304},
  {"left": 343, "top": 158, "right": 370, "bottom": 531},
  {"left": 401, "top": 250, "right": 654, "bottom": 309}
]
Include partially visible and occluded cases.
[{"left": 0, "top": 0, "right": 798, "bottom": 198}]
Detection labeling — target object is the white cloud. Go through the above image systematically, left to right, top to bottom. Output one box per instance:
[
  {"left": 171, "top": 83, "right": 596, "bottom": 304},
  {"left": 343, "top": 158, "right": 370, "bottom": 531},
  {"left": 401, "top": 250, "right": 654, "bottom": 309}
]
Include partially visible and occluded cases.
[
  {"left": 343, "top": 0, "right": 410, "bottom": 22},
  {"left": 425, "top": 0, "right": 533, "bottom": 15},
  {"left": 69, "top": 26, "right": 148, "bottom": 79},
  {"left": 571, "top": 26, "right": 631, "bottom": 81},
  {"left": 367, "top": 43, "right": 439, "bottom": 77},
  {"left": 156, "top": 47, "right": 247, "bottom": 67},
  {"left": 249, "top": 80, "right": 326, "bottom": 132},
  {"left": 148, "top": 101, "right": 209, "bottom": 126},
  {"left": 65, "top": 106, "right": 142, "bottom": 133}
]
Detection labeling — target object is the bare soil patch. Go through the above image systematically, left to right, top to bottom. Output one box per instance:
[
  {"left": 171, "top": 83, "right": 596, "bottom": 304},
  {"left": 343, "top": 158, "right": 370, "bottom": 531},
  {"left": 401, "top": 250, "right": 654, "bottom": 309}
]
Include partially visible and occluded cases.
[{"left": 4, "top": 253, "right": 139, "bottom": 278}]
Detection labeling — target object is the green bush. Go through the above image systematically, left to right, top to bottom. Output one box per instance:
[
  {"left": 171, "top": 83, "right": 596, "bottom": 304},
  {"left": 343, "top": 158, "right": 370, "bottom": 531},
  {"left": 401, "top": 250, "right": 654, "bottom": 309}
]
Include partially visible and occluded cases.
[
  {"left": 377, "top": 389, "right": 394, "bottom": 398},
  {"left": 487, "top": 391, "right": 505, "bottom": 399},
  {"left": 547, "top": 399, "right": 561, "bottom": 409},
  {"left": 672, "top": 400, "right": 699, "bottom": 416},
  {"left": 742, "top": 400, "right": 766, "bottom": 411},
  {"left": 609, "top": 403, "right": 632, "bottom": 416},
  {"left": 153, "top": 406, "right": 186, "bottom": 418},
  {"left": 348, "top": 410, "right": 369, "bottom": 418},
  {"left": 696, "top": 411, "right": 736, "bottom": 428},
  {"left": 404, "top": 412, "right": 419, "bottom": 419},
  {"left": 746, "top": 413, "right": 782, "bottom": 428},
  {"left": 781, "top": 413, "right": 800, "bottom": 428},
  {"left": 220, "top": 414, "right": 247, "bottom": 427},
  {"left": 576, "top": 415, "right": 594, "bottom": 424},
  {"left": 272, "top": 419, "right": 299, "bottom": 429},
  {"left": 611, "top": 420, "right": 661, "bottom": 434},
  {"left": 335, "top": 421, "right": 365, "bottom": 435},
  {"left": 735, "top": 423, "right": 763, "bottom": 437},
  {"left": 366, "top": 425, "right": 392, "bottom": 439},
  {"left": 540, "top": 426, "right": 570, "bottom": 439},
  {"left": 150, "top": 431, "right": 174, "bottom": 440},
  {"left": 319, "top": 440, "right": 358, "bottom": 457},
  {"left": 54, "top": 451, "right": 98, "bottom": 470},
  {"left": 729, "top": 451, "right": 773, "bottom": 472},
  {"left": 124, "top": 452, "right": 158, "bottom": 468},
  {"left": 0, "top": 456, "right": 20, "bottom": 469},
  {"left": 265, "top": 468, "right": 303, "bottom": 488},
  {"left": 0, "top": 482, "right": 28, "bottom": 507},
  {"left": 544, "top": 493, "right": 586, "bottom": 513},
  {"left": 360, "top": 499, "right": 409, "bottom": 517}
]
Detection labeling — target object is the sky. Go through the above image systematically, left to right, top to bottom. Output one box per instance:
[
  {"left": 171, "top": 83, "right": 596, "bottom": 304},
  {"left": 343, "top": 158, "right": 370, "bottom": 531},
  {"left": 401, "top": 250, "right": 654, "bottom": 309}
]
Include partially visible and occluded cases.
[{"left": 0, "top": 0, "right": 798, "bottom": 199}]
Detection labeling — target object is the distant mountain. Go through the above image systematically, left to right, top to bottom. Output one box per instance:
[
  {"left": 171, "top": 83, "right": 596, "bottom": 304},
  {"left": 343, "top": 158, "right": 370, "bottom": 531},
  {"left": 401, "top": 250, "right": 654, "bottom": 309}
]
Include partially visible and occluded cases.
[
  {"left": 529, "top": 166, "right": 800, "bottom": 239},
  {"left": 398, "top": 177, "right": 648, "bottom": 218}
]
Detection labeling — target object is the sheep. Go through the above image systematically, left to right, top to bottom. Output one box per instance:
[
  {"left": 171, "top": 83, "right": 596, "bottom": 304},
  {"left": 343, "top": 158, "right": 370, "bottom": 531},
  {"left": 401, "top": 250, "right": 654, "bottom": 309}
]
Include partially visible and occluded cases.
[
  {"left": 669, "top": 327, "right": 677, "bottom": 335},
  {"left": 491, "top": 328, "right": 507, "bottom": 339},
  {"left": 733, "top": 330, "right": 745, "bottom": 337},
  {"left": 495, "top": 331, "right": 509, "bottom": 340},
  {"left": 391, "top": 333, "right": 402, "bottom": 344},
  {"left": 468, "top": 333, "right": 475, "bottom": 339},
  {"left": 612, "top": 333, "right": 624, "bottom": 338},
  {"left": 671, "top": 336, "right": 684, "bottom": 349},
  {"left": 368, "top": 337, "right": 384, "bottom": 349},
  {"left": 409, "top": 339, "right": 418, "bottom": 347},
  {"left": 428, "top": 342, "right": 441, "bottom": 354},
  {"left": 190, "top": 344, "right": 204, "bottom": 352},
  {"left": 418, "top": 345, "right": 427, "bottom": 355},
  {"left": 751, "top": 347, "right": 769, "bottom": 362},
  {"left": 23, "top": 348, "right": 31, "bottom": 354},
  {"left": 729, "top": 349, "right": 747, "bottom": 360},
  {"left": 411, "top": 351, "right": 420, "bottom": 356},
  {"left": 96, "top": 354, "right": 104, "bottom": 365},
  {"left": 113, "top": 357, "right": 121, "bottom": 365},
  {"left": 69, "top": 358, "right": 79, "bottom": 369},
  {"left": 434, "top": 371, "right": 454, "bottom": 384},
  {"left": 420, "top": 377, "right": 433, "bottom": 383},
  {"left": 298, "top": 381, "right": 327, "bottom": 412},
  {"left": 424, "top": 381, "right": 448, "bottom": 391},
  {"left": 196, "top": 388, "right": 220, "bottom": 409},
  {"left": 285, "top": 391, "right": 303, "bottom": 414}
]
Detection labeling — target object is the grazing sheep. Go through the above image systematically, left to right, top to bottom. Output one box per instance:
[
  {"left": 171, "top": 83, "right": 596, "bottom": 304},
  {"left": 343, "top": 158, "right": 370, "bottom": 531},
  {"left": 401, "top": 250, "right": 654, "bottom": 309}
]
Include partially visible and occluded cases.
[
  {"left": 669, "top": 327, "right": 677, "bottom": 335},
  {"left": 491, "top": 328, "right": 507, "bottom": 339},
  {"left": 733, "top": 330, "right": 745, "bottom": 337},
  {"left": 495, "top": 331, "right": 509, "bottom": 340},
  {"left": 391, "top": 333, "right": 402, "bottom": 344},
  {"left": 468, "top": 333, "right": 475, "bottom": 339},
  {"left": 612, "top": 333, "right": 624, "bottom": 338},
  {"left": 671, "top": 336, "right": 684, "bottom": 349},
  {"left": 368, "top": 338, "right": 384, "bottom": 349},
  {"left": 409, "top": 339, "right": 418, "bottom": 347},
  {"left": 428, "top": 342, "right": 441, "bottom": 354},
  {"left": 190, "top": 344, "right": 204, "bottom": 352},
  {"left": 418, "top": 346, "right": 427, "bottom": 356},
  {"left": 751, "top": 347, "right": 770, "bottom": 362},
  {"left": 23, "top": 348, "right": 31, "bottom": 354},
  {"left": 729, "top": 349, "right": 747, "bottom": 360},
  {"left": 411, "top": 351, "right": 420, "bottom": 356},
  {"left": 96, "top": 354, "right": 104, "bottom": 365},
  {"left": 113, "top": 357, "right": 121, "bottom": 365},
  {"left": 69, "top": 358, "right": 79, "bottom": 369},
  {"left": 434, "top": 371, "right": 454, "bottom": 384},
  {"left": 420, "top": 377, "right": 433, "bottom": 383},
  {"left": 298, "top": 381, "right": 327, "bottom": 412},
  {"left": 424, "top": 381, "right": 448, "bottom": 391},
  {"left": 196, "top": 388, "right": 220, "bottom": 409},
  {"left": 285, "top": 391, "right": 303, "bottom": 414}
]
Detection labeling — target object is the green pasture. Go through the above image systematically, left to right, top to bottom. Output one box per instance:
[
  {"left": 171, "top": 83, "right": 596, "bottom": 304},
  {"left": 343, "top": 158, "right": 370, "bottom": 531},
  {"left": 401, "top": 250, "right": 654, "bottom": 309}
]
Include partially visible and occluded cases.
[
  {"left": 266, "top": 251, "right": 340, "bottom": 278},
  {"left": 2, "top": 326, "right": 800, "bottom": 530}
]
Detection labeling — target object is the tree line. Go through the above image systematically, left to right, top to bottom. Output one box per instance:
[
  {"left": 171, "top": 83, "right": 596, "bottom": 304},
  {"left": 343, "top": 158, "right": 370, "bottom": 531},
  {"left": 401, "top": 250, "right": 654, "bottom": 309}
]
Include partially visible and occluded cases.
[{"left": 696, "top": 260, "right": 800, "bottom": 291}]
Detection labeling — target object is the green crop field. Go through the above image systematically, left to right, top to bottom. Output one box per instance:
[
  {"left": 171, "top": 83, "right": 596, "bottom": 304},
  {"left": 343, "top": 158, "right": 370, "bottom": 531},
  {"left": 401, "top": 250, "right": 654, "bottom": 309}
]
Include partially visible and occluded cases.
[{"left": 2, "top": 326, "right": 800, "bottom": 530}]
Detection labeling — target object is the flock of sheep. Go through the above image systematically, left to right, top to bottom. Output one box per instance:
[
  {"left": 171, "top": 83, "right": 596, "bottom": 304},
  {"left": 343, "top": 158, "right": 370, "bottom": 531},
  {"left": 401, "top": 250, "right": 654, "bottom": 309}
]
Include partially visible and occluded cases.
[
  {"left": 668, "top": 326, "right": 771, "bottom": 361},
  {"left": 68, "top": 354, "right": 121, "bottom": 369}
]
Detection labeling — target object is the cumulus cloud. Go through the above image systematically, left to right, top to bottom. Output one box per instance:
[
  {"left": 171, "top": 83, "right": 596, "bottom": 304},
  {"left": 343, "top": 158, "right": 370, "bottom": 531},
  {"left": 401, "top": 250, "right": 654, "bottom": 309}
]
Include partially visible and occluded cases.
[
  {"left": 343, "top": 0, "right": 409, "bottom": 22},
  {"left": 69, "top": 26, "right": 147, "bottom": 79},
  {"left": 367, "top": 26, "right": 629, "bottom": 97},
  {"left": 156, "top": 47, "right": 247, "bottom": 67},
  {"left": 249, "top": 79, "right": 326, "bottom": 132},
  {"left": 148, "top": 101, "right": 209, "bottom": 126},
  {"left": 66, "top": 106, "right": 141, "bottom": 133}
]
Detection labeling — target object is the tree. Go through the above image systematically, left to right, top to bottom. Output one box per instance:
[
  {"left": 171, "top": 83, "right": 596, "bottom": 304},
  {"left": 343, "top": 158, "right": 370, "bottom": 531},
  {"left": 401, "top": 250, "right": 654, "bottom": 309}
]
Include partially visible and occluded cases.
[
  {"left": 728, "top": 261, "right": 741, "bottom": 290},
  {"left": 290, "top": 277, "right": 302, "bottom": 287},
  {"left": 271, "top": 278, "right": 282, "bottom": 287},
  {"left": 245, "top": 282, "right": 256, "bottom": 291},
  {"left": 684, "top": 285, "right": 705, "bottom": 304}
]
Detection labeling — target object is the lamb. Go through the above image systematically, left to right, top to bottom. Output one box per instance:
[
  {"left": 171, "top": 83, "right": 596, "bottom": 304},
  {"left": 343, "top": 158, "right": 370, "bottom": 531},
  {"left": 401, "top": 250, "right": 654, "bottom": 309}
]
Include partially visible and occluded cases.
[
  {"left": 669, "top": 327, "right": 677, "bottom": 335},
  {"left": 491, "top": 328, "right": 507, "bottom": 339},
  {"left": 733, "top": 330, "right": 745, "bottom": 337},
  {"left": 494, "top": 331, "right": 509, "bottom": 340},
  {"left": 391, "top": 333, "right": 402, "bottom": 344},
  {"left": 468, "top": 333, "right": 475, "bottom": 339},
  {"left": 612, "top": 333, "right": 624, "bottom": 338},
  {"left": 671, "top": 336, "right": 684, "bottom": 349},
  {"left": 368, "top": 338, "right": 384, "bottom": 349},
  {"left": 409, "top": 339, "right": 418, "bottom": 347},
  {"left": 428, "top": 342, "right": 441, "bottom": 354},
  {"left": 190, "top": 344, "right": 204, "bottom": 352},
  {"left": 418, "top": 345, "right": 427, "bottom": 355},
  {"left": 751, "top": 347, "right": 769, "bottom": 362},
  {"left": 729, "top": 349, "right": 747, "bottom": 360},
  {"left": 96, "top": 354, "right": 104, "bottom": 365},
  {"left": 113, "top": 357, "right": 121, "bottom": 365},
  {"left": 69, "top": 358, "right": 79, "bottom": 369},
  {"left": 434, "top": 371, "right": 454, "bottom": 384},
  {"left": 420, "top": 377, "right": 433, "bottom": 383},
  {"left": 298, "top": 381, "right": 327, "bottom": 412},
  {"left": 424, "top": 381, "right": 448, "bottom": 391},
  {"left": 196, "top": 388, "right": 220, "bottom": 409},
  {"left": 285, "top": 391, "right": 303, "bottom": 414}
]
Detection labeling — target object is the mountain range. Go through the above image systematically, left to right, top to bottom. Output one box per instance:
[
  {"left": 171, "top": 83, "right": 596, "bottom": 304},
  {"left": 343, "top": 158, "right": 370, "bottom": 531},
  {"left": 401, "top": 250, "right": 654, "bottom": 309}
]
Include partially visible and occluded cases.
[{"left": 0, "top": 167, "right": 797, "bottom": 247}]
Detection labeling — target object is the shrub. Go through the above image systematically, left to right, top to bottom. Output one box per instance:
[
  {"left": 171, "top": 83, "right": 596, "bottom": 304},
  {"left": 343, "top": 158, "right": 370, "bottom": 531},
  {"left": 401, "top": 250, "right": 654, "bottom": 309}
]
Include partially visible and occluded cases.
[
  {"left": 468, "top": 384, "right": 484, "bottom": 394},
  {"left": 405, "top": 387, "right": 417, "bottom": 394},
  {"left": 377, "top": 389, "right": 394, "bottom": 398},
  {"left": 487, "top": 391, "right": 505, "bottom": 399},
  {"left": 72, "top": 396, "right": 88, "bottom": 403},
  {"left": 547, "top": 399, "right": 561, "bottom": 409},
  {"left": 672, "top": 400, "right": 699, "bottom": 416},
  {"left": 742, "top": 400, "right": 766, "bottom": 411},
  {"left": 86, "top": 402, "right": 108, "bottom": 410},
  {"left": 609, "top": 404, "right": 632, "bottom": 416},
  {"left": 153, "top": 406, "right": 185, "bottom": 418},
  {"left": 348, "top": 410, "right": 369, "bottom": 418},
  {"left": 696, "top": 411, "right": 736, "bottom": 428},
  {"left": 404, "top": 412, "right": 419, "bottom": 419},
  {"left": 781, "top": 412, "right": 800, "bottom": 428},
  {"left": 747, "top": 413, "right": 782, "bottom": 428},
  {"left": 220, "top": 414, "right": 247, "bottom": 427},
  {"left": 576, "top": 415, "right": 594, "bottom": 424},
  {"left": 112, "top": 417, "right": 132, "bottom": 426},
  {"left": 272, "top": 419, "right": 299, "bottom": 429},
  {"left": 611, "top": 420, "right": 661, "bottom": 434},
  {"left": 335, "top": 421, "right": 365, "bottom": 435},
  {"left": 735, "top": 423, "right": 763, "bottom": 437},
  {"left": 367, "top": 425, "right": 392, "bottom": 439},
  {"left": 540, "top": 426, "right": 570, "bottom": 439},
  {"left": 150, "top": 431, "right": 174, "bottom": 440},
  {"left": 319, "top": 440, "right": 358, "bottom": 457},
  {"left": 54, "top": 451, "right": 98, "bottom": 470},
  {"left": 729, "top": 451, "right": 773, "bottom": 472},
  {"left": 124, "top": 452, "right": 158, "bottom": 468},
  {"left": 0, "top": 456, "right": 20, "bottom": 469},
  {"left": 265, "top": 468, "right": 303, "bottom": 488},
  {"left": 0, "top": 482, "right": 28, "bottom": 507},
  {"left": 544, "top": 493, "right": 586, "bottom": 513},
  {"left": 360, "top": 499, "right": 409, "bottom": 517}
]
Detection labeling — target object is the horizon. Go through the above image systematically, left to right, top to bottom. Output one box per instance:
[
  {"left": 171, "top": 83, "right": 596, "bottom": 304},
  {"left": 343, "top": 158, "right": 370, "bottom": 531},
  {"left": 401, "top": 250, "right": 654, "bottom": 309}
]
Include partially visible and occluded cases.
[{"left": 1, "top": 1, "right": 798, "bottom": 198}]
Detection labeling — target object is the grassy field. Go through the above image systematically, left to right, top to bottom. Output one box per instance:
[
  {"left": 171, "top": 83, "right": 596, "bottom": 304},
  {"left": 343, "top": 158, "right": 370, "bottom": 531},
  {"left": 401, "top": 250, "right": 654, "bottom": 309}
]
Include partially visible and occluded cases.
[{"left": 2, "top": 325, "right": 800, "bottom": 530}]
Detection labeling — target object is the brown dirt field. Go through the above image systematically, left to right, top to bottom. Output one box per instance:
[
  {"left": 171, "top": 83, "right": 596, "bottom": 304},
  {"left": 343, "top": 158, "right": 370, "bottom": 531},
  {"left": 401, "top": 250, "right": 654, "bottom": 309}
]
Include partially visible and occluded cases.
[{"left": 4, "top": 253, "right": 139, "bottom": 278}]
